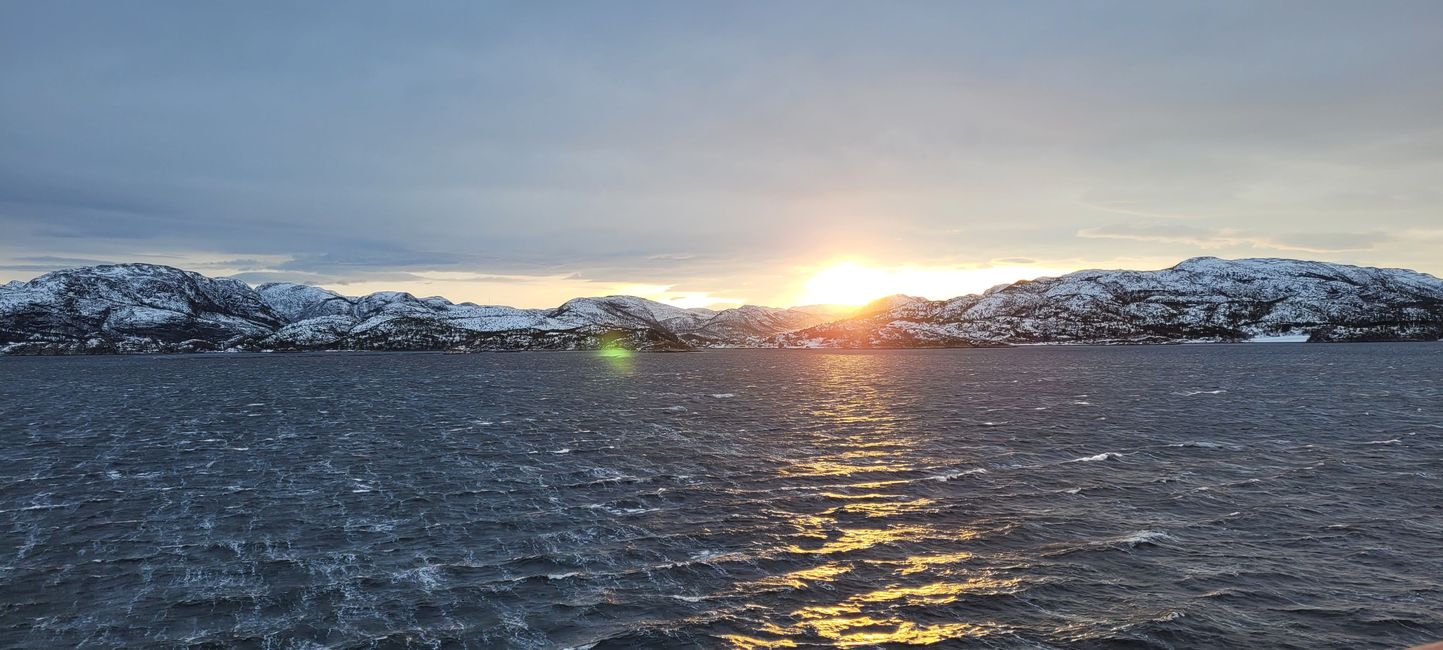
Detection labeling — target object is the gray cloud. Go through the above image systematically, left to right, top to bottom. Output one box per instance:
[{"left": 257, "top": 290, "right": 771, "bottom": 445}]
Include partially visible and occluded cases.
[
  {"left": 2, "top": 1, "right": 1442, "bottom": 302},
  {"left": 1077, "top": 224, "right": 1390, "bottom": 254}
]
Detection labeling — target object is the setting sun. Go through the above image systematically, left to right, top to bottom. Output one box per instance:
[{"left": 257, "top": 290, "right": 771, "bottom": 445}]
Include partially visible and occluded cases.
[
  {"left": 796, "top": 261, "right": 1074, "bottom": 306},
  {"left": 797, "top": 262, "right": 899, "bottom": 306}
]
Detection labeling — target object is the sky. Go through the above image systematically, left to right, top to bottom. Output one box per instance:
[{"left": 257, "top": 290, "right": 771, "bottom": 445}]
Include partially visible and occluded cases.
[{"left": 2, "top": 1, "right": 1441, "bottom": 308}]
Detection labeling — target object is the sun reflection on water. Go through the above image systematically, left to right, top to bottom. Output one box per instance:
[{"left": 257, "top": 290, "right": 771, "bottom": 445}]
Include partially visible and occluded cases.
[
  {"left": 723, "top": 354, "right": 1005, "bottom": 647},
  {"left": 779, "top": 457, "right": 912, "bottom": 478},
  {"left": 821, "top": 497, "right": 935, "bottom": 518},
  {"left": 784, "top": 524, "right": 937, "bottom": 556},
  {"left": 889, "top": 551, "right": 977, "bottom": 575},
  {"left": 755, "top": 563, "right": 854, "bottom": 589},
  {"left": 853, "top": 575, "right": 1021, "bottom": 605},
  {"left": 728, "top": 612, "right": 998, "bottom": 648}
]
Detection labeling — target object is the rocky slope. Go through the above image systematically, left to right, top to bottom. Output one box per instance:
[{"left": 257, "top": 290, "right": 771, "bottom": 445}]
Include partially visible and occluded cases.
[
  {"left": 773, "top": 257, "right": 1443, "bottom": 347},
  {"left": 2, "top": 258, "right": 1440, "bottom": 354},
  {"left": 0, "top": 264, "right": 829, "bottom": 354},
  {"left": 0, "top": 264, "right": 285, "bottom": 353}
]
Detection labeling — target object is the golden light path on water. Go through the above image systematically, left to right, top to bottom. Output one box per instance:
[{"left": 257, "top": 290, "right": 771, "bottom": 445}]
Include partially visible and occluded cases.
[
  {"left": 12, "top": 344, "right": 1435, "bottom": 646},
  {"left": 718, "top": 354, "right": 1017, "bottom": 648}
]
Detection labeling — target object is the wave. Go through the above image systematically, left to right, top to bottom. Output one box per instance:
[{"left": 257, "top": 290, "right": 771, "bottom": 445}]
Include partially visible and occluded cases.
[
  {"left": 1070, "top": 452, "right": 1122, "bottom": 462},
  {"left": 927, "top": 468, "right": 988, "bottom": 481},
  {"left": 561, "top": 474, "right": 651, "bottom": 488},
  {"left": 585, "top": 504, "right": 658, "bottom": 516},
  {"left": 1042, "top": 530, "right": 1175, "bottom": 558},
  {"left": 1115, "top": 530, "right": 1173, "bottom": 547},
  {"left": 396, "top": 565, "right": 443, "bottom": 590}
]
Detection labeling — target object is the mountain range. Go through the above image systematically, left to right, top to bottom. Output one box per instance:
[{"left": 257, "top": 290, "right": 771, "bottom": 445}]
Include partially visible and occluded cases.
[{"left": 2, "top": 257, "right": 1441, "bottom": 355}]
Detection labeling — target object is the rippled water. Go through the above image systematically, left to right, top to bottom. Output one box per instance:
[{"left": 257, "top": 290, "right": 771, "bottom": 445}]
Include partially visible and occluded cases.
[{"left": 2, "top": 346, "right": 1442, "bottom": 648}]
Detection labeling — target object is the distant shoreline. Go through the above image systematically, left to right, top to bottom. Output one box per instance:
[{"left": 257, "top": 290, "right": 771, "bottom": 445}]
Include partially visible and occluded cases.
[{"left": 5, "top": 339, "right": 1441, "bottom": 360}]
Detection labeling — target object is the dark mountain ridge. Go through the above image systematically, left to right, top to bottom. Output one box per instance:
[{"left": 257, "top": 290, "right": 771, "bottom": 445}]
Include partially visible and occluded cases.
[{"left": 2, "top": 257, "right": 1440, "bottom": 354}]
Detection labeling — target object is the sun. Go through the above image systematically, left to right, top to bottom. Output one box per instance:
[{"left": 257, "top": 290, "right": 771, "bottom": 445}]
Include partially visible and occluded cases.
[
  {"left": 795, "top": 260, "right": 1077, "bottom": 307},
  {"left": 797, "top": 262, "right": 900, "bottom": 306}
]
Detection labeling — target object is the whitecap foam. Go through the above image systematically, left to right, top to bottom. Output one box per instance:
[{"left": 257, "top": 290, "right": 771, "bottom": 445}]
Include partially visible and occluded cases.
[
  {"left": 710, "top": 393, "right": 736, "bottom": 399},
  {"left": 1070, "top": 452, "right": 1120, "bottom": 462},
  {"left": 928, "top": 468, "right": 988, "bottom": 481},
  {"left": 583, "top": 500, "right": 659, "bottom": 516},
  {"left": 1116, "top": 530, "right": 1172, "bottom": 547},
  {"left": 682, "top": 549, "right": 755, "bottom": 567},
  {"left": 400, "top": 565, "right": 442, "bottom": 590}
]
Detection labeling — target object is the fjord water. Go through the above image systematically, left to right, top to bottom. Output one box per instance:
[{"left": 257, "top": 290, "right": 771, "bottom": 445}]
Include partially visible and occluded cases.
[{"left": 2, "top": 347, "right": 1441, "bottom": 648}]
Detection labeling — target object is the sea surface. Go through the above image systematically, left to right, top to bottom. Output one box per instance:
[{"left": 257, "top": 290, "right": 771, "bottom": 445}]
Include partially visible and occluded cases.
[{"left": 2, "top": 345, "right": 1442, "bottom": 649}]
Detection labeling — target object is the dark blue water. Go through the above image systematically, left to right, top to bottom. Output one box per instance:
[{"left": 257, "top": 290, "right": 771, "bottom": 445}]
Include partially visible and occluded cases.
[{"left": 2, "top": 345, "right": 1441, "bottom": 648}]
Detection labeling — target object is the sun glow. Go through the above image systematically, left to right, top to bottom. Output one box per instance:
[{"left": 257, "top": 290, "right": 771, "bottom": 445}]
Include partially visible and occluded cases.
[
  {"left": 795, "top": 261, "right": 1074, "bottom": 306},
  {"left": 797, "top": 262, "right": 899, "bottom": 306}
]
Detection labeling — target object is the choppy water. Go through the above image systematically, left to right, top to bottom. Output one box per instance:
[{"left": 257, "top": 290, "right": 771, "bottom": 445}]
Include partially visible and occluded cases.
[{"left": 2, "top": 346, "right": 1442, "bottom": 649}]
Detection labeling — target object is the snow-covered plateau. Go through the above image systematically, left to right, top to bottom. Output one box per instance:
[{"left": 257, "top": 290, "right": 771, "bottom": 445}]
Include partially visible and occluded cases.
[{"left": 2, "top": 257, "right": 1440, "bottom": 354}]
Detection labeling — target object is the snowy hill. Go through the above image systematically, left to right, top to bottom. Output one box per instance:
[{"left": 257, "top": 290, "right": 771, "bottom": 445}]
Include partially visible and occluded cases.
[
  {"left": 773, "top": 257, "right": 1443, "bottom": 347},
  {"left": 2, "top": 258, "right": 1441, "bottom": 354},
  {"left": 0, "top": 263, "right": 830, "bottom": 353},
  {"left": 0, "top": 264, "right": 283, "bottom": 353},
  {"left": 254, "top": 282, "right": 354, "bottom": 321},
  {"left": 250, "top": 287, "right": 830, "bottom": 352},
  {"left": 679, "top": 305, "right": 831, "bottom": 346}
]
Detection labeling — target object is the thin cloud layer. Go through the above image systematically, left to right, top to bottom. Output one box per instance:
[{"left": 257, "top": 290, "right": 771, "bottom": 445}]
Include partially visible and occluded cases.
[
  {"left": 2, "top": 1, "right": 1441, "bottom": 305},
  {"left": 1077, "top": 224, "right": 1391, "bottom": 254}
]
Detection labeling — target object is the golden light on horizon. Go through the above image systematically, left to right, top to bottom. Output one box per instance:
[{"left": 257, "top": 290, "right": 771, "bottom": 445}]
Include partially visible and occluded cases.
[
  {"left": 795, "top": 261, "right": 1076, "bottom": 307},
  {"left": 797, "top": 262, "right": 900, "bottom": 306}
]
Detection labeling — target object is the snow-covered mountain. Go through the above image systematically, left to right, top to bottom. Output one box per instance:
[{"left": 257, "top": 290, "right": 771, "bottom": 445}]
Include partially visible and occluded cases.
[
  {"left": 773, "top": 257, "right": 1443, "bottom": 347},
  {"left": 2, "top": 258, "right": 1440, "bottom": 354},
  {"left": 0, "top": 263, "right": 828, "bottom": 354},
  {"left": 0, "top": 264, "right": 284, "bottom": 353},
  {"left": 254, "top": 282, "right": 354, "bottom": 321},
  {"left": 260, "top": 292, "right": 701, "bottom": 352}
]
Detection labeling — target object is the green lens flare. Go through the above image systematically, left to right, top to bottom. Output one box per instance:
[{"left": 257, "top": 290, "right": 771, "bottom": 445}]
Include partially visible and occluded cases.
[
  {"left": 597, "top": 338, "right": 636, "bottom": 373},
  {"left": 597, "top": 345, "right": 632, "bottom": 359}
]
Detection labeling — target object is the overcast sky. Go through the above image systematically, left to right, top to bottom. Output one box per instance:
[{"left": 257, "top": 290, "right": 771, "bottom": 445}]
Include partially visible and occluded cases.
[{"left": 2, "top": 1, "right": 1441, "bottom": 306}]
